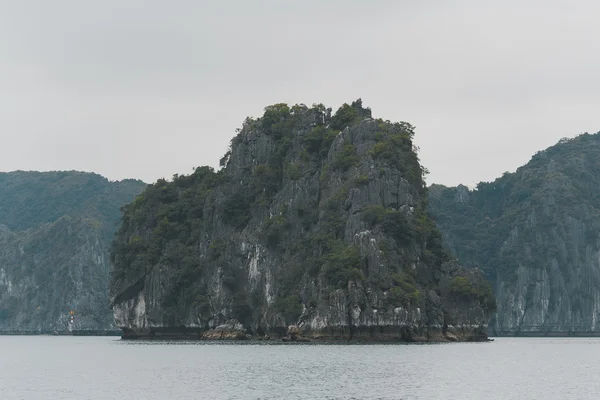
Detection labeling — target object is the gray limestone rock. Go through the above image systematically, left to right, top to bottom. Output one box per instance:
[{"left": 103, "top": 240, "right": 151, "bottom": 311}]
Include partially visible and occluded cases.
[
  {"left": 111, "top": 101, "right": 493, "bottom": 342},
  {"left": 430, "top": 132, "right": 600, "bottom": 336},
  {"left": 0, "top": 171, "right": 145, "bottom": 333}
]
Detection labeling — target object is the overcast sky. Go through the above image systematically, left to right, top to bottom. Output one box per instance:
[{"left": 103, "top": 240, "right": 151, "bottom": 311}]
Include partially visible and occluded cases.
[{"left": 1, "top": 1, "right": 599, "bottom": 187}]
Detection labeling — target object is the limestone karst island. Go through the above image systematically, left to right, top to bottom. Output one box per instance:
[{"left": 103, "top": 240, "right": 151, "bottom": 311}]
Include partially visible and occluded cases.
[{"left": 3, "top": 100, "right": 599, "bottom": 341}]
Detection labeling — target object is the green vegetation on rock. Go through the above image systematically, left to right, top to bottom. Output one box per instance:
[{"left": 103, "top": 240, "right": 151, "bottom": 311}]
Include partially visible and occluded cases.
[
  {"left": 110, "top": 99, "right": 494, "bottom": 341},
  {"left": 429, "top": 133, "right": 600, "bottom": 334},
  {"left": 0, "top": 171, "right": 145, "bottom": 242}
]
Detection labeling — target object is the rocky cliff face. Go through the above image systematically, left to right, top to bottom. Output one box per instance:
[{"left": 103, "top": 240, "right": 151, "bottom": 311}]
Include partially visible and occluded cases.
[
  {"left": 110, "top": 100, "right": 494, "bottom": 341},
  {"left": 429, "top": 133, "right": 600, "bottom": 336},
  {"left": 0, "top": 171, "right": 145, "bottom": 332},
  {"left": 0, "top": 217, "right": 111, "bottom": 331}
]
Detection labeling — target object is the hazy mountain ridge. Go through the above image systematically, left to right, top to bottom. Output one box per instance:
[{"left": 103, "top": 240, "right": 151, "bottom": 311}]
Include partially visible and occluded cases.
[
  {"left": 110, "top": 100, "right": 494, "bottom": 341},
  {"left": 429, "top": 133, "right": 600, "bottom": 335},
  {"left": 0, "top": 171, "right": 145, "bottom": 241}
]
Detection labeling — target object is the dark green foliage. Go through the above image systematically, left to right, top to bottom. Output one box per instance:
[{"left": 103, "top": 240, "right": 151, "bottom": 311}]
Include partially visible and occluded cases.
[
  {"left": 330, "top": 99, "right": 371, "bottom": 131},
  {"left": 261, "top": 103, "right": 292, "bottom": 138},
  {"left": 330, "top": 104, "right": 360, "bottom": 131},
  {"left": 369, "top": 122, "right": 425, "bottom": 191},
  {"left": 304, "top": 125, "right": 338, "bottom": 158},
  {"left": 332, "top": 144, "right": 360, "bottom": 171},
  {"left": 219, "top": 151, "right": 231, "bottom": 168},
  {"left": 319, "top": 165, "right": 331, "bottom": 183},
  {"left": 111, "top": 166, "right": 223, "bottom": 286},
  {"left": 0, "top": 171, "right": 145, "bottom": 241},
  {"left": 354, "top": 175, "right": 370, "bottom": 186},
  {"left": 327, "top": 185, "right": 350, "bottom": 211},
  {"left": 223, "top": 191, "right": 252, "bottom": 228},
  {"left": 361, "top": 204, "right": 449, "bottom": 269},
  {"left": 362, "top": 206, "right": 412, "bottom": 244},
  {"left": 413, "top": 209, "right": 450, "bottom": 266},
  {"left": 381, "top": 211, "right": 413, "bottom": 245},
  {"left": 261, "top": 215, "right": 289, "bottom": 249},
  {"left": 323, "top": 242, "right": 364, "bottom": 288},
  {"left": 161, "top": 247, "right": 206, "bottom": 309},
  {"left": 385, "top": 273, "right": 421, "bottom": 307},
  {"left": 449, "top": 276, "right": 496, "bottom": 312},
  {"left": 449, "top": 276, "right": 478, "bottom": 298},
  {"left": 231, "top": 293, "right": 253, "bottom": 325},
  {"left": 273, "top": 295, "right": 303, "bottom": 323}
]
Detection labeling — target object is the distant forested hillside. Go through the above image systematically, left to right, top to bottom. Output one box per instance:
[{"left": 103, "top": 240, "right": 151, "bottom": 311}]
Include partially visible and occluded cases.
[
  {"left": 429, "top": 133, "right": 600, "bottom": 335},
  {"left": 0, "top": 171, "right": 145, "bottom": 332},
  {"left": 0, "top": 171, "right": 145, "bottom": 240}
]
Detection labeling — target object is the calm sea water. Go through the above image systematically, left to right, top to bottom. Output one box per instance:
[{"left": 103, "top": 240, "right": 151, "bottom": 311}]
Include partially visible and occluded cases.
[{"left": 1, "top": 336, "right": 599, "bottom": 399}]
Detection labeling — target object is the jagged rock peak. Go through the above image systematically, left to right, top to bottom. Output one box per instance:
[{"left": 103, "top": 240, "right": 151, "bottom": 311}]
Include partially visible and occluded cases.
[{"left": 110, "top": 100, "right": 494, "bottom": 342}]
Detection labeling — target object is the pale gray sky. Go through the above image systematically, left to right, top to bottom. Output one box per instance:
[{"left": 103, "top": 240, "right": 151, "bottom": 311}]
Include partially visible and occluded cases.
[{"left": 1, "top": 0, "right": 599, "bottom": 187}]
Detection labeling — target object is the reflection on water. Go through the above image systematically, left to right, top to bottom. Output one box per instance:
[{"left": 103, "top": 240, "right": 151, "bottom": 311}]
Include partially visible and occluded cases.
[{"left": 1, "top": 336, "right": 600, "bottom": 399}]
